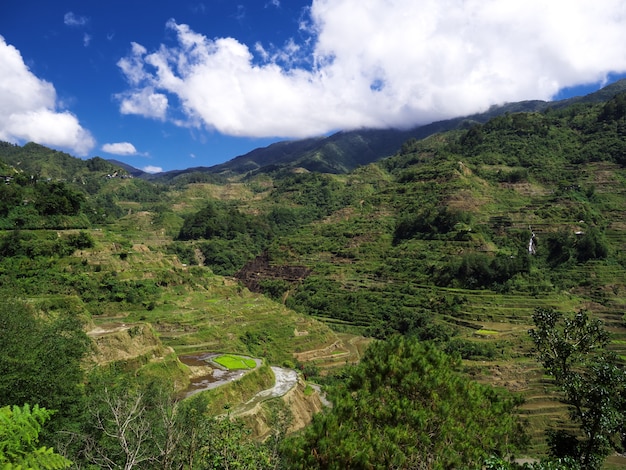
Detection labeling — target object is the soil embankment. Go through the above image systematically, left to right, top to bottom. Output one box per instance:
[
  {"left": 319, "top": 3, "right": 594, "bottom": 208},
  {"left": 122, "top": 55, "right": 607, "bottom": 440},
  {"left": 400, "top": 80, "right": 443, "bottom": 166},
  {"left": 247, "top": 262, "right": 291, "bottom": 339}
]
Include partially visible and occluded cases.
[{"left": 87, "top": 323, "right": 169, "bottom": 365}]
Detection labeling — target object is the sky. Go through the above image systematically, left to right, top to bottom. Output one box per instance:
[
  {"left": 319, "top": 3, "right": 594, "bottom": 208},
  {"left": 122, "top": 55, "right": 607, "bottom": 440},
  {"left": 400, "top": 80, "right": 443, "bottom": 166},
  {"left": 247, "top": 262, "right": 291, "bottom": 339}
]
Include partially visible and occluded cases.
[{"left": 2, "top": 1, "right": 626, "bottom": 173}]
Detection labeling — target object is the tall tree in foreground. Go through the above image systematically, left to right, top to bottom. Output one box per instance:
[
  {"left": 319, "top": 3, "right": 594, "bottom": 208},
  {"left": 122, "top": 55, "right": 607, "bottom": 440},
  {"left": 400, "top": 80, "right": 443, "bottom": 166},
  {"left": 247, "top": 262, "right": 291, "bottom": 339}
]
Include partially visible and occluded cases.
[
  {"left": 0, "top": 298, "right": 90, "bottom": 435},
  {"left": 529, "top": 308, "right": 626, "bottom": 469},
  {"left": 282, "top": 336, "right": 526, "bottom": 469},
  {"left": 77, "top": 370, "right": 282, "bottom": 469}
]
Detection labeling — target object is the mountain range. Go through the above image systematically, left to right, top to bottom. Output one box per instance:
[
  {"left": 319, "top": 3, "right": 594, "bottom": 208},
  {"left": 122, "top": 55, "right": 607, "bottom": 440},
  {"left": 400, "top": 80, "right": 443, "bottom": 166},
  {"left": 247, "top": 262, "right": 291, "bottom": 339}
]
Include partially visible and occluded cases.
[{"left": 118, "top": 79, "right": 626, "bottom": 180}]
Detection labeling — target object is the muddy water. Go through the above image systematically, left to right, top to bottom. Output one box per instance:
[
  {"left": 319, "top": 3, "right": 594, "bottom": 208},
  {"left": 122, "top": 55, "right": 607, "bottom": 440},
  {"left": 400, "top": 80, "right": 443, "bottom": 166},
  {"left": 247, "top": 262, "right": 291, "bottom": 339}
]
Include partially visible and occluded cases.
[{"left": 178, "top": 353, "right": 258, "bottom": 399}]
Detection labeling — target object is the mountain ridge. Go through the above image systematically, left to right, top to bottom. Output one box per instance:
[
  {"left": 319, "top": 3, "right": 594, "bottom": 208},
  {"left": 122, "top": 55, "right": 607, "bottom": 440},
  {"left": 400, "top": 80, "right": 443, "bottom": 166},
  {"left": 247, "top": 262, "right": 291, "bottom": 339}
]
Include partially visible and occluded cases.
[{"left": 125, "top": 78, "right": 626, "bottom": 180}]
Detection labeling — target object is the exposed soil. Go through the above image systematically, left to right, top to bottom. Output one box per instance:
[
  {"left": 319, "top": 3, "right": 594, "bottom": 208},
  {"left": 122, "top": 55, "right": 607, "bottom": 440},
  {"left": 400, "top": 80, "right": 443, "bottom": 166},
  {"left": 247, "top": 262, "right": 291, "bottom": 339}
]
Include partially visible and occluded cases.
[
  {"left": 235, "top": 252, "right": 311, "bottom": 293},
  {"left": 87, "top": 323, "right": 167, "bottom": 365}
]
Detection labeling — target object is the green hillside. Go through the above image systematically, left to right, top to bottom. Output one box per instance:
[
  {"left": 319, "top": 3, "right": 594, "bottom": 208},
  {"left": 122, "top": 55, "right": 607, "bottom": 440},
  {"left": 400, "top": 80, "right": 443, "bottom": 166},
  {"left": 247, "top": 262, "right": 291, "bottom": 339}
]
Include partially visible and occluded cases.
[{"left": 1, "top": 91, "right": 626, "bottom": 468}]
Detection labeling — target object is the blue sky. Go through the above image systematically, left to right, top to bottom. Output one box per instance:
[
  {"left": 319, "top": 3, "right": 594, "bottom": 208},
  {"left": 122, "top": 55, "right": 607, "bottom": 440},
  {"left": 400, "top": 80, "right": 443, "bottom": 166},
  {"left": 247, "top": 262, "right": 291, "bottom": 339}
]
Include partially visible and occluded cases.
[{"left": 1, "top": 1, "right": 626, "bottom": 173}]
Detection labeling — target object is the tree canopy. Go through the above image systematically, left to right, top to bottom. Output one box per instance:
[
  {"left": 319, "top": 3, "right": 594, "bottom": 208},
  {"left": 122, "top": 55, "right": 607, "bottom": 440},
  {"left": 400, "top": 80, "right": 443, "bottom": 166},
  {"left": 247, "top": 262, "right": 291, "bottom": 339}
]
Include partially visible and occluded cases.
[
  {"left": 0, "top": 299, "right": 90, "bottom": 433},
  {"left": 529, "top": 308, "right": 626, "bottom": 469},
  {"left": 283, "top": 337, "right": 526, "bottom": 469}
]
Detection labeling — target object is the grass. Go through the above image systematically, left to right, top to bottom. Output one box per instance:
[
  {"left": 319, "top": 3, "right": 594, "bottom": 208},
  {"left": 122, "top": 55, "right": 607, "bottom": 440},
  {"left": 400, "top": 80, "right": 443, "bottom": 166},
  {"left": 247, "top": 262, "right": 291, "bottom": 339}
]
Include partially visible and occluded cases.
[
  {"left": 475, "top": 329, "right": 499, "bottom": 336},
  {"left": 214, "top": 354, "right": 257, "bottom": 370}
]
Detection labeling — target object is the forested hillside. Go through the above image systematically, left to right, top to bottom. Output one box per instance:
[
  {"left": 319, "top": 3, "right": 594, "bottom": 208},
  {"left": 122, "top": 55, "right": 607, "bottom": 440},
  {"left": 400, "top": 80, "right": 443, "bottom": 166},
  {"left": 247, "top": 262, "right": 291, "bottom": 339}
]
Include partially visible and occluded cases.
[{"left": 1, "top": 91, "right": 626, "bottom": 468}]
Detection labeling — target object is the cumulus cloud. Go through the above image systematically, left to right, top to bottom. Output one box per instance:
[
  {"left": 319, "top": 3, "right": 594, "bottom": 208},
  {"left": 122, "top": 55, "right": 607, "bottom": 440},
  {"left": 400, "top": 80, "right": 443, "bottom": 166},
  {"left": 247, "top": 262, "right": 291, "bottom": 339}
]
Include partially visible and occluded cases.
[
  {"left": 116, "top": 0, "right": 626, "bottom": 139},
  {"left": 0, "top": 36, "right": 95, "bottom": 155},
  {"left": 117, "top": 87, "right": 169, "bottom": 120},
  {"left": 102, "top": 142, "right": 138, "bottom": 155},
  {"left": 142, "top": 165, "right": 163, "bottom": 174}
]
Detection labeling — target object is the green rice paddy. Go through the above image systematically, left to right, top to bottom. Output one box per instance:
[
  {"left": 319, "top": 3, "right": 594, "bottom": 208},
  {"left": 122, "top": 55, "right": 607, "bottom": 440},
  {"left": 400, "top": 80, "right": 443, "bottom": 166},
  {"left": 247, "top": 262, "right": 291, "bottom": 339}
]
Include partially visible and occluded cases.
[{"left": 214, "top": 354, "right": 257, "bottom": 370}]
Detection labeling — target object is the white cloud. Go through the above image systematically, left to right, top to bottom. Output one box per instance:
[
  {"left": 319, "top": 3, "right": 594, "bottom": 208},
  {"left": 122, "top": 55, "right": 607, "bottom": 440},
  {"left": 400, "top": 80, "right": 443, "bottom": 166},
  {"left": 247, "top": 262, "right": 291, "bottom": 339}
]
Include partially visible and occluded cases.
[
  {"left": 117, "top": 0, "right": 626, "bottom": 139},
  {"left": 64, "top": 12, "right": 88, "bottom": 27},
  {"left": 0, "top": 36, "right": 95, "bottom": 155},
  {"left": 117, "top": 87, "right": 169, "bottom": 120},
  {"left": 102, "top": 142, "right": 138, "bottom": 155},
  {"left": 142, "top": 165, "right": 163, "bottom": 174}
]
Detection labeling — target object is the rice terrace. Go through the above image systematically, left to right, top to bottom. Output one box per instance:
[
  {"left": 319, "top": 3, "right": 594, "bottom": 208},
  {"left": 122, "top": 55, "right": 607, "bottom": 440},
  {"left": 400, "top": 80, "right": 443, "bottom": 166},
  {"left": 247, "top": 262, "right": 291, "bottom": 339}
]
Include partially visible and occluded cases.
[{"left": 2, "top": 81, "right": 626, "bottom": 468}]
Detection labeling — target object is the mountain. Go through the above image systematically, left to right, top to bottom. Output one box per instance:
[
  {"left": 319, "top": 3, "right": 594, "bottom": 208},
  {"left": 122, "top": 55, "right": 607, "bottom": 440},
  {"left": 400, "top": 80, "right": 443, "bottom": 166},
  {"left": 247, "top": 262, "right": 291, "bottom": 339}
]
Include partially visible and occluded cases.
[
  {"left": 144, "top": 78, "right": 626, "bottom": 180},
  {"left": 2, "top": 80, "right": 626, "bottom": 465},
  {"left": 105, "top": 159, "right": 147, "bottom": 178}
]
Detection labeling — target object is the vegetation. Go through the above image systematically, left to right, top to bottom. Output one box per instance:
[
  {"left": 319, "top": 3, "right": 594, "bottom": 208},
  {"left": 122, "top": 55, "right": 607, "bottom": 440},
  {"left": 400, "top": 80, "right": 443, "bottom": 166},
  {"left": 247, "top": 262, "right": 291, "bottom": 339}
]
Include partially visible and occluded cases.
[
  {"left": 0, "top": 86, "right": 625, "bottom": 468},
  {"left": 0, "top": 298, "right": 90, "bottom": 434},
  {"left": 530, "top": 308, "right": 626, "bottom": 468},
  {"left": 282, "top": 336, "right": 526, "bottom": 469},
  {"left": 213, "top": 355, "right": 257, "bottom": 370},
  {"left": 0, "top": 404, "right": 72, "bottom": 470}
]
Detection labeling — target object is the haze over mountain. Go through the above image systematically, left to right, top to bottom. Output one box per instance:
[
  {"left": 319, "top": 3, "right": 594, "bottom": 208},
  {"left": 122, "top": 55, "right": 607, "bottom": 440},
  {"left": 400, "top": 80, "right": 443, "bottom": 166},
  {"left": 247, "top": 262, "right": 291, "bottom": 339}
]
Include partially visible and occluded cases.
[
  {"left": 4, "top": 1, "right": 626, "bottom": 173},
  {"left": 124, "top": 78, "right": 626, "bottom": 180}
]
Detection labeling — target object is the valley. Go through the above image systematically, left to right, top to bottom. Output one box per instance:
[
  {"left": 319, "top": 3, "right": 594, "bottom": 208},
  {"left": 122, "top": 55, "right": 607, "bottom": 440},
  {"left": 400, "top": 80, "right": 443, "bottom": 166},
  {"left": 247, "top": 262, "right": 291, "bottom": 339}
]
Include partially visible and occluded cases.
[{"left": 1, "top": 87, "right": 626, "bottom": 468}]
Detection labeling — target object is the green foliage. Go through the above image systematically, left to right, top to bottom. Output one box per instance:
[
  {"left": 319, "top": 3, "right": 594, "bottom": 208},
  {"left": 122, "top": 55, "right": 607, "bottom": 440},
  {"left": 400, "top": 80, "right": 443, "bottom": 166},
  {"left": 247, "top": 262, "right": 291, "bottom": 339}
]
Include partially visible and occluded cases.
[
  {"left": 1, "top": 90, "right": 626, "bottom": 467},
  {"left": 597, "top": 92, "right": 626, "bottom": 122},
  {"left": 269, "top": 171, "right": 354, "bottom": 218},
  {"left": 110, "top": 178, "right": 168, "bottom": 203},
  {"left": 33, "top": 182, "right": 84, "bottom": 216},
  {"left": 176, "top": 201, "right": 272, "bottom": 274},
  {"left": 177, "top": 201, "right": 265, "bottom": 241},
  {"left": 393, "top": 205, "right": 471, "bottom": 243},
  {"left": 573, "top": 227, "right": 609, "bottom": 262},
  {"left": 544, "top": 228, "right": 609, "bottom": 267},
  {"left": 65, "top": 231, "right": 94, "bottom": 250},
  {"left": 196, "top": 237, "right": 258, "bottom": 276},
  {"left": 165, "top": 241, "right": 197, "bottom": 265},
  {"left": 446, "top": 251, "right": 531, "bottom": 289},
  {"left": 287, "top": 277, "right": 454, "bottom": 339},
  {"left": 0, "top": 298, "right": 90, "bottom": 432},
  {"left": 529, "top": 308, "right": 626, "bottom": 469},
  {"left": 282, "top": 337, "right": 525, "bottom": 469},
  {"left": 444, "top": 338, "right": 501, "bottom": 360},
  {"left": 213, "top": 355, "right": 256, "bottom": 370},
  {"left": 76, "top": 369, "right": 280, "bottom": 469},
  {"left": 175, "top": 394, "right": 281, "bottom": 470},
  {"left": 0, "top": 404, "right": 72, "bottom": 469},
  {"left": 484, "top": 454, "right": 580, "bottom": 469}
]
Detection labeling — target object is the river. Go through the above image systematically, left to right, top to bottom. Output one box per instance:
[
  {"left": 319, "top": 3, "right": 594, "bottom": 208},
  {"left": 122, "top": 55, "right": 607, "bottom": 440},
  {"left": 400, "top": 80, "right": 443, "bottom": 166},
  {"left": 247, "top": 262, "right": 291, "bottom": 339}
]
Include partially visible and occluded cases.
[{"left": 177, "top": 353, "right": 297, "bottom": 404}]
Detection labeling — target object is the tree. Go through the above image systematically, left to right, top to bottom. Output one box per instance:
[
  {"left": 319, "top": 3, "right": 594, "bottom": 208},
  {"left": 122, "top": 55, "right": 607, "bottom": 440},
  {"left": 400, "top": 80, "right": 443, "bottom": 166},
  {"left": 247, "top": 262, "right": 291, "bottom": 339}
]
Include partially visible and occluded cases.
[
  {"left": 33, "top": 182, "right": 84, "bottom": 216},
  {"left": 574, "top": 227, "right": 609, "bottom": 262},
  {"left": 0, "top": 298, "right": 90, "bottom": 433},
  {"left": 529, "top": 308, "right": 626, "bottom": 469},
  {"left": 282, "top": 337, "right": 526, "bottom": 469},
  {"left": 78, "top": 371, "right": 281, "bottom": 470},
  {"left": 79, "top": 371, "right": 169, "bottom": 470},
  {"left": 0, "top": 404, "right": 72, "bottom": 469}
]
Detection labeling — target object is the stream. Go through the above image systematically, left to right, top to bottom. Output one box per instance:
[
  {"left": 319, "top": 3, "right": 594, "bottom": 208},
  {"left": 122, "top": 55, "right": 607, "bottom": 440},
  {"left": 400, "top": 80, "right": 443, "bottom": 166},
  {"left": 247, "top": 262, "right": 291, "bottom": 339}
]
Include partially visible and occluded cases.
[
  {"left": 178, "top": 353, "right": 297, "bottom": 406},
  {"left": 178, "top": 353, "right": 259, "bottom": 398},
  {"left": 227, "top": 367, "right": 298, "bottom": 417}
]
